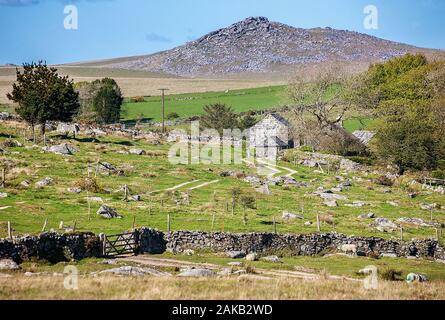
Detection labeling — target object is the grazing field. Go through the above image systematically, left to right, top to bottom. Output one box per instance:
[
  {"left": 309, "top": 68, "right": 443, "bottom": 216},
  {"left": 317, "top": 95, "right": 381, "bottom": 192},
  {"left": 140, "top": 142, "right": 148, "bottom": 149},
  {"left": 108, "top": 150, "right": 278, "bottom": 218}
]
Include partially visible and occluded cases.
[
  {"left": 0, "top": 66, "right": 285, "bottom": 104},
  {"left": 122, "top": 86, "right": 290, "bottom": 123},
  {"left": 0, "top": 122, "right": 443, "bottom": 240},
  {"left": 1, "top": 255, "right": 445, "bottom": 299},
  {"left": 1, "top": 273, "right": 444, "bottom": 300}
]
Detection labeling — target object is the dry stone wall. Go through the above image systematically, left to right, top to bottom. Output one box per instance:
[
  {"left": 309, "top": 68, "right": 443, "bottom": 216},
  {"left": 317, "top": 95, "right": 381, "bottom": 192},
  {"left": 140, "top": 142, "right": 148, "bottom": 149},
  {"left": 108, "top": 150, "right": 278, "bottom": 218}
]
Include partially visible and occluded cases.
[{"left": 1, "top": 229, "right": 444, "bottom": 263}]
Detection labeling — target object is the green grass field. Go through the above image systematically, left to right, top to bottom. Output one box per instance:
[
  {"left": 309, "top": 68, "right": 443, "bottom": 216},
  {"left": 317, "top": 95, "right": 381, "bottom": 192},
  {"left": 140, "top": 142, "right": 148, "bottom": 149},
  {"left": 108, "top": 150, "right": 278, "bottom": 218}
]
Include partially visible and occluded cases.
[
  {"left": 121, "top": 86, "right": 290, "bottom": 123},
  {"left": 0, "top": 122, "right": 443, "bottom": 240}
]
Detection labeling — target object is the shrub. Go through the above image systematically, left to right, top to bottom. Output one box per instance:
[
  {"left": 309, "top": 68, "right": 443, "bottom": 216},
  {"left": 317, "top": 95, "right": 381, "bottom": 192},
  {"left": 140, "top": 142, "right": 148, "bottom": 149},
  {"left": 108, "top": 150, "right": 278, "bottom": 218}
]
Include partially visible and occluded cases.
[
  {"left": 130, "top": 96, "right": 145, "bottom": 103},
  {"left": 166, "top": 112, "right": 180, "bottom": 120},
  {"left": 300, "top": 145, "right": 313, "bottom": 152},
  {"left": 348, "top": 156, "right": 374, "bottom": 166},
  {"left": 432, "top": 169, "right": 445, "bottom": 180},
  {"left": 374, "top": 175, "right": 394, "bottom": 186},
  {"left": 74, "top": 177, "right": 102, "bottom": 193},
  {"left": 380, "top": 269, "right": 403, "bottom": 281}
]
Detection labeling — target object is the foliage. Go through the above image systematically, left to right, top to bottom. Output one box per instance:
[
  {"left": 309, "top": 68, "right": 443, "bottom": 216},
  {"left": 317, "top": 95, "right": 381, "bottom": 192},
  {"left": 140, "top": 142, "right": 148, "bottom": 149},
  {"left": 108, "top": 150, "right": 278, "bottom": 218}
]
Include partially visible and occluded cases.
[
  {"left": 357, "top": 54, "right": 445, "bottom": 172},
  {"left": 7, "top": 62, "right": 79, "bottom": 133},
  {"left": 75, "top": 78, "right": 123, "bottom": 124},
  {"left": 130, "top": 96, "right": 145, "bottom": 103},
  {"left": 201, "top": 103, "right": 239, "bottom": 134},
  {"left": 166, "top": 112, "right": 180, "bottom": 120},
  {"left": 239, "top": 113, "right": 258, "bottom": 130},
  {"left": 380, "top": 269, "right": 403, "bottom": 281}
]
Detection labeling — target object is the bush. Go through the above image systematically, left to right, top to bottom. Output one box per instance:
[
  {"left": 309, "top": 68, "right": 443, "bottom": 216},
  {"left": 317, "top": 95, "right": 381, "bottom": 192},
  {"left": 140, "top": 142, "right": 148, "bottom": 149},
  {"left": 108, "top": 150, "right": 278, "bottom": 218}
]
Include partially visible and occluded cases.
[
  {"left": 130, "top": 96, "right": 145, "bottom": 103},
  {"left": 166, "top": 112, "right": 180, "bottom": 120},
  {"left": 300, "top": 145, "right": 313, "bottom": 152},
  {"left": 348, "top": 156, "right": 374, "bottom": 166},
  {"left": 432, "top": 169, "right": 445, "bottom": 180},
  {"left": 374, "top": 175, "right": 394, "bottom": 186},
  {"left": 74, "top": 177, "right": 102, "bottom": 193},
  {"left": 380, "top": 269, "right": 403, "bottom": 281}
]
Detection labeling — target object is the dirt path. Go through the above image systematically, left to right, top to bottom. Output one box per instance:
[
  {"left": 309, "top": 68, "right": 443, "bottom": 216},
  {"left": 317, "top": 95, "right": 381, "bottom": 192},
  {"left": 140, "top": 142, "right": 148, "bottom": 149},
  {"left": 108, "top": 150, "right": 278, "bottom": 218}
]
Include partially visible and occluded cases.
[
  {"left": 243, "top": 158, "right": 298, "bottom": 178},
  {"left": 189, "top": 179, "right": 220, "bottom": 190},
  {"left": 148, "top": 180, "right": 200, "bottom": 195},
  {"left": 119, "top": 255, "right": 360, "bottom": 282}
]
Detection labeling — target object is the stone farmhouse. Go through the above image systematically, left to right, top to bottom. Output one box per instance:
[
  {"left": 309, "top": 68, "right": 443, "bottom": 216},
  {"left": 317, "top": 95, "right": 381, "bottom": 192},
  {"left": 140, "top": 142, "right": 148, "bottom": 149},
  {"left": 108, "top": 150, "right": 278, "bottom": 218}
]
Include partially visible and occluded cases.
[{"left": 248, "top": 113, "right": 294, "bottom": 159}]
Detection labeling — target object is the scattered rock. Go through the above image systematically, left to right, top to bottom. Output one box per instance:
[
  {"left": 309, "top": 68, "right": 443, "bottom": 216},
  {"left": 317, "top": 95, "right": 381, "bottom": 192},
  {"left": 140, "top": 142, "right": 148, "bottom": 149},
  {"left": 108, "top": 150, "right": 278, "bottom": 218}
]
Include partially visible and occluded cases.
[
  {"left": 45, "top": 143, "right": 79, "bottom": 156},
  {"left": 129, "top": 148, "right": 146, "bottom": 155},
  {"left": 220, "top": 171, "right": 236, "bottom": 177},
  {"left": 244, "top": 175, "right": 261, "bottom": 185},
  {"left": 35, "top": 177, "right": 53, "bottom": 188},
  {"left": 20, "top": 180, "right": 31, "bottom": 188},
  {"left": 255, "top": 184, "right": 271, "bottom": 195},
  {"left": 67, "top": 187, "right": 82, "bottom": 194},
  {"left": 383, "top": 188, "right": 392, "bottom": 193},
  {"left": 0, "top": 192, "right": 7, "bottom": 198},
  {"left": 316, "top": 192, "right": 348, "bottom": 201},
  {"left": 408, "top": 192, "right": 418, "bottom": 199},
  {"left": 130, "top": 195, "right": 142, "bottom": 201},
  {"left": 89, "top": 197, "right": 104, "bottom": 203},
  {"left": 324, "top": 199, "right": 338, "bottom": 207},
  {"left": 345, "top": 201, "right": 368, "bottom": 207},
  {"left": 420, "top": 203, "right": 438, "bottom": 211},
  {"left": 96, "top": 205, "right": 122, "bottom": 219},
  {"left": 282, "top": 211, "right": 304, "bottom": 220},
  {"left": 358, "top": 212, "right": 375, "bottom": 219},
  {"left": 372, "top": 217, "right": 399, "bottom": 232},
  {"left": 397, "top": 217, "right": 433, "bottom": 227},
  {"left": 304, "top": 221, "right": 313, "bottom": 226},
  {"left": 184, "top": 249, "right": 195, "bottom": 256},
  {"left": 226, "top": 251, "right": 246, "bottom": 259},
  {"left": 245, "top": 253, "right": 258, "bottom": 261},
  {"left": 260, "top": 255, "right": 281, "bottom": 263},
  {"left": 0, "top": 259, "right": 20, "bottom": 270},
  {"left": 227, "top": 262, "right": 243, "bottom": 266},
  {"left": 99, "top": 266, "right": 170, "bottom": 277},
  {"left": 178, "top": 268, "right": 216, "bottom": 277}
]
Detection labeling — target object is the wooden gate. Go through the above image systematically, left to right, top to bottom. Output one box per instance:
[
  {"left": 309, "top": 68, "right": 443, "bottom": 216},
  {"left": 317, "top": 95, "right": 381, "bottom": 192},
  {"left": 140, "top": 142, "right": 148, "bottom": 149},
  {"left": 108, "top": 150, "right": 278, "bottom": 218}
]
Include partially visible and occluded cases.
[{"left": 101, "top": 231, "right": 139, "bottom": 257}]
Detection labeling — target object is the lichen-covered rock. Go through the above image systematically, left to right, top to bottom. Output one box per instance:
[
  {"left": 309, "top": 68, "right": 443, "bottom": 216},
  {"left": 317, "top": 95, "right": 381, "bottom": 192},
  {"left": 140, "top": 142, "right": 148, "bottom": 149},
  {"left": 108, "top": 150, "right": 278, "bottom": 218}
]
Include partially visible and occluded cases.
[{"left": 96, "top": 205, "right": 122, "bottom": 219}]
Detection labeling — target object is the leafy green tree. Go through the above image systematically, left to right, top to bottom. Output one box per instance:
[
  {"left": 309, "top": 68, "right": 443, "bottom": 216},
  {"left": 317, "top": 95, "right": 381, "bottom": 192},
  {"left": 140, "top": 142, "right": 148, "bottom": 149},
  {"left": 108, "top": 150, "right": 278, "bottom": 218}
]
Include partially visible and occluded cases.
[
  {"left": 358, "top": 54, "right": 445, "bottom": 172},
  {"left": 7, "top": 62, "right": 79, "bottom": 136},
  {"left": 91, "top": 78, "right": 123, "bottom": 124},
  {"left": 201, "top": 103, "right": 239, "bottom": 134},
  {"left": 239, "top": 113, "right": 258, "bottom": 130}
]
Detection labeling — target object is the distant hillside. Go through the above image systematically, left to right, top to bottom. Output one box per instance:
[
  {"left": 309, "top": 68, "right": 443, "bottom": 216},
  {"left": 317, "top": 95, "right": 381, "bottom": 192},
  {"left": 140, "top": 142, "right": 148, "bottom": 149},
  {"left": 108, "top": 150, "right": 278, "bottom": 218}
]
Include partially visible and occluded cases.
[{"left": 84, "top": 17, "right": 441, "bottom": 77}]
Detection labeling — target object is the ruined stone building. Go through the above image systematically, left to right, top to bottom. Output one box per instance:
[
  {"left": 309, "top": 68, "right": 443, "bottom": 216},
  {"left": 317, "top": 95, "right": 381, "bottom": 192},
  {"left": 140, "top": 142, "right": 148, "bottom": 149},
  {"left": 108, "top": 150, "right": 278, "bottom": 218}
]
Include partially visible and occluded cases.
[{"left": 248, "top": 113, "right": 293, "bottom": 159}]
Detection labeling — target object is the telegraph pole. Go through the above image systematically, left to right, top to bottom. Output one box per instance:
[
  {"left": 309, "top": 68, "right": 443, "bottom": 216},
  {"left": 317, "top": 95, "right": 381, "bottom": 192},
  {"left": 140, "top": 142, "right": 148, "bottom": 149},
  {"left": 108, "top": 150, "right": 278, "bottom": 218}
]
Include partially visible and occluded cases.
[{"left": 158, "top": 88, "right": 169, "bottom": 133}]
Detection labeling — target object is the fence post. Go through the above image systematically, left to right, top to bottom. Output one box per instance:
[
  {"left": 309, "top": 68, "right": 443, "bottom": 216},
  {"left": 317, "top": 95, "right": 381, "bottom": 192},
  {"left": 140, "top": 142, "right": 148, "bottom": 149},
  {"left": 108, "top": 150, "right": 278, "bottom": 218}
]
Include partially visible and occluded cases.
[
  {"left": 1, "top": 168, "right": 5, "bottom": 188},
  {"left": 167, "top": 213, "right": 171, "bottom": 233},
  {"left": 316, "top": 214, "right": 321, "bottom": 233},
  {"left": 132, "top": 215, "right": 136, "bottom": 230},
  {"left": 273, "top": 217, "right": 277, "bottom": 234},
  {"left": 42, "top": 218, "right": 48, "bottom": 233},
  {"left": 73, "top": 220, "right": 77, "bottom": 233},
  {"left": 7, "top": 221, "right": 12, "bottom": 239},
  {"left": 400, "top": 227, "right": 404, "bottom": 241},
  {"left": 99, "top": 233, "right": 106, "bottom": 257}
]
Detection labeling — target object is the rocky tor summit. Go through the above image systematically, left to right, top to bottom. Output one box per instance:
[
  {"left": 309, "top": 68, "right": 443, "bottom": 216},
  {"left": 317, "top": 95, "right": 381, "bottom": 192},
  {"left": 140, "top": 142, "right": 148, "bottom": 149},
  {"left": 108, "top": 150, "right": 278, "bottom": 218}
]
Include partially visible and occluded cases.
[{"left": 105, "top": 17, "right": 435, "bottom": 77}]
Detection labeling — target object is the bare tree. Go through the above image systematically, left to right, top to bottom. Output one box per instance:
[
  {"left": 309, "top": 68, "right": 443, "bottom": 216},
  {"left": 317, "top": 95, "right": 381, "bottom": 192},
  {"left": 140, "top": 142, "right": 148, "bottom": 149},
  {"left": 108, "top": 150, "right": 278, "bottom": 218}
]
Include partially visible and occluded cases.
[{"left": 288, "top": 65, "right": 357, "bottom": 130}]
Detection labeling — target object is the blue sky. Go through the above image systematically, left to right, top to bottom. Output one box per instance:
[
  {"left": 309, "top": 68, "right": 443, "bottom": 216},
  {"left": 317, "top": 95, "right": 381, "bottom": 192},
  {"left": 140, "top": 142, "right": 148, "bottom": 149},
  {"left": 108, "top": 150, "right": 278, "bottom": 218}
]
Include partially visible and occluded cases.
[{"left": 0, "top": 0, "right": 444, "bottom": 65}]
